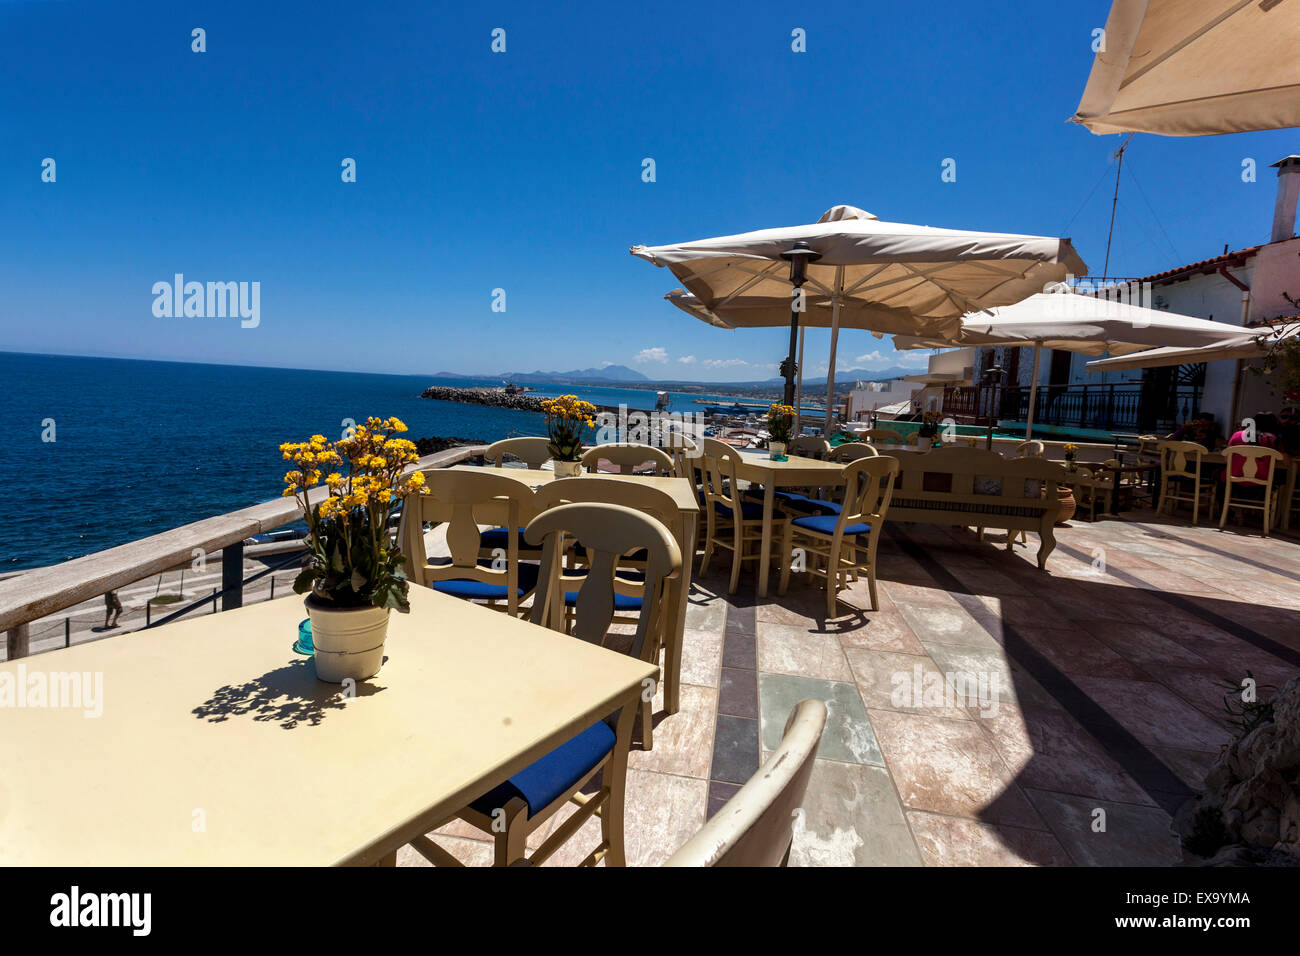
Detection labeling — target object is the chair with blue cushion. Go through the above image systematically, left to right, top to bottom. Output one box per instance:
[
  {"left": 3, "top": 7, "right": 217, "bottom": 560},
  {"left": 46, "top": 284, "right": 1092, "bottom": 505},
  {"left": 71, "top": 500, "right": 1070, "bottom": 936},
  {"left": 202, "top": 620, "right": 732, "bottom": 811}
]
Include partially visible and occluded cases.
[
  {"left": 700, "top": 439, "right": 789, "bottom": 594},
  {"left": 581, "top": 442, "right": 674, "bottom": 476},
  {"left": 779, "top": 456, "right": 898, "bottom": 616},
  {"left": 399, "top": 468, "right": 540, "bottom": 617},
  {"left": 415, "top": 502, "right": 681, "bottom": 867}
]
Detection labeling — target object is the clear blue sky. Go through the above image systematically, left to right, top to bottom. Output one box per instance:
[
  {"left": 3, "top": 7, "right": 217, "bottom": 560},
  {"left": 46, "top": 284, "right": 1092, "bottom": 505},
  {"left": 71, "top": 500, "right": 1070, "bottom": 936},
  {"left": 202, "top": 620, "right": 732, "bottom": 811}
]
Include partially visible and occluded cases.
[{"left": 2, "top": 0, "right": 1296, "bottom": 382}]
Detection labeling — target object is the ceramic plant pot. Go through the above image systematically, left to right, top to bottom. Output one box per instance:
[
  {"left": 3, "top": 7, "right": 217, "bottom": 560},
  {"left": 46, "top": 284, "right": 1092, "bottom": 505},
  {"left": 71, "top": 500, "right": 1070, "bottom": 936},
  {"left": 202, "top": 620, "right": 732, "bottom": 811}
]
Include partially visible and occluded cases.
[
  {"left": 553, "top": 459, "right": 582, "bottom": 477},
  {"left": 306, "top": 596, "right": 389, "bottom": 683}
]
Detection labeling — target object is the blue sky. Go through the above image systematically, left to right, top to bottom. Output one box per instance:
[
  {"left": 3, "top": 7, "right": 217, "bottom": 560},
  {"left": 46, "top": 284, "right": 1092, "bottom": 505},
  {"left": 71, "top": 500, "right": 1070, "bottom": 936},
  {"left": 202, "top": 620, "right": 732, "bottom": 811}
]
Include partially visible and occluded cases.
[{"left": 1, "top": 0, "right": 1296, "bottom": 382}]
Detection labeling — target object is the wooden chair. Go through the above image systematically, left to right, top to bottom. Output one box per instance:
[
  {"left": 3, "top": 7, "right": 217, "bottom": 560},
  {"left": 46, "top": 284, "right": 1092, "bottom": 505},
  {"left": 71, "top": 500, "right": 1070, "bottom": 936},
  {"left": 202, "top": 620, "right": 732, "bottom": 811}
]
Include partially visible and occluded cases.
[
  {"left": 861, "top": 428, "right": 904, "bottom": 445},
  {"left": 663, "top": 432, "right": 703, "bottom": 481},
  {"left": 1136, "top": 434, "right": 1162, "bottom": 464},
  {"left": 484, "top": 436, "right": 552, "bottom": 469},
  {"left": 788, "top": 436, "right": 830, "bottom": 459},
  {"left": 700, "top": 440, "right": 788, "bottom": 594},
  {"left": 1014, "top": 440, "right": 1045, "bottom": 458},
  {"left": 1157, "top": 440, "right": 1214, "bottom": 524},
  {"left": 827, "top": 442, "right": 879, "bottom": 463},
  {"left": 581, "top": 443, "right": 674, "bottom": 476},
  {"left": 1220, "top": 446, "right": 1286, "bottom": 536},
  {"left": 779, "top": 457, "right": 898, "bottom": 615},
  {"left": 1070, "top": 463, "right": 1114, "bottom": 522},
  {"left": 400, "top": 469, "right": 539, "bottom": 616},
  {"left": 533, "top": 477, "right": 683, "bottom": 748},
  {"left": 414, "top": 503, "right": 680, "bottom": 868},
  {"left": 663, "top": 699, "right": 827, "bottom": 867}
]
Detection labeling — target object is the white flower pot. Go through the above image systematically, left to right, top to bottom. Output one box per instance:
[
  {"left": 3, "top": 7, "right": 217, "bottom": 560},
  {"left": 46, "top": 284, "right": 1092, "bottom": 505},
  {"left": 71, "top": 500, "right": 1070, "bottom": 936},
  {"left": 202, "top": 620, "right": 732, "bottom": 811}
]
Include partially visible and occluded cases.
[
  {"left": 917, "top": 436, "right": 932, "bottom": 450},
  {"left": 769, "top": 441, "right": 786, "bottom": 460},
  {"left": 554, "top": 459, "right": 582, "bottom": 477},
  {"left": 306, "top": 597, "right": 389, "bottom": 683}
]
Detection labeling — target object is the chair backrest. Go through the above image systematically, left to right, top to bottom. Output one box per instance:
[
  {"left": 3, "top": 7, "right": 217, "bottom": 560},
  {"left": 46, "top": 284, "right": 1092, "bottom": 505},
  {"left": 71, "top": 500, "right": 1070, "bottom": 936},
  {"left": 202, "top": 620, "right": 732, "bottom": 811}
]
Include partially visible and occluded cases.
[
  {"left": 862, "top": 428, "right": 904, "bottom": 445},
  {"left": 662, "top": 432, "right": 703, "bottom": 480},
  {"left": 484, "top": 436, "right": 552, "bottom": 469},
  {"left": 788, "top": 436, "right": 830, "bottom": 459},
  {"left": 701, "top": 439, "right": 743, "bottom": 510},
  {"left": 1014, "top": 440, "right": 1045, "bottom": 458},
  {"left": 1157, "top": 440, "right": 1206, "bottom": 479},
  {"left": 828, "top": 441, "right": 879, "bottom": 462},
  {"left": 581, "top": 443, "right": 674, "bottom": 476},
  {"left": 1225, "top": 444, "right": 1284, "bottom": 487},
  {"left": 835, "top": 457, "right": 899, "bottom": 538},
  {"left": 401, "top": 469, "right": 537, "bottom": 613},
  {"left": 534, "top": 477, "right": 680, "bottom": 544},
  {"left": 525, "top": 503, "right": 681, "bottom": 663},
  {"left": 663, "top": 699, "right": 827, "bottom": 867}
]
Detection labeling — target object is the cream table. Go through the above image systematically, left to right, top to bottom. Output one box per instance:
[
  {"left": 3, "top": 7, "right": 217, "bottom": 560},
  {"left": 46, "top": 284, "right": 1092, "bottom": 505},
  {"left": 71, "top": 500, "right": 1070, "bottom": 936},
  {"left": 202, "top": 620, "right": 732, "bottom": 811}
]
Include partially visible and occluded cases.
[{"left": 0, "top": 585, "right": 656, "bottom": 866}]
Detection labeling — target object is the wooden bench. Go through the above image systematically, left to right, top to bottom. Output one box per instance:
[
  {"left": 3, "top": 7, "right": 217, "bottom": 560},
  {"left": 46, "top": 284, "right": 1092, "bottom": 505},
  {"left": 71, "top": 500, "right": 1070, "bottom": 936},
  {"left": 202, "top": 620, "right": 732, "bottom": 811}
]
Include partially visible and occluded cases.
[{"left": 881, "top": 448, "right": 1069, "bottom": 569}]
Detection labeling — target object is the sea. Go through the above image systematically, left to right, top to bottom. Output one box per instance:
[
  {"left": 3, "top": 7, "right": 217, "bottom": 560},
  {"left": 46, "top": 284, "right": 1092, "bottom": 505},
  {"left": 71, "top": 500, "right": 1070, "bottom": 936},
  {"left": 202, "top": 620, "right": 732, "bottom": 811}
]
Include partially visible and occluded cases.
[{"left": 1, "top": 351, "right": 751, "bottom": 572}]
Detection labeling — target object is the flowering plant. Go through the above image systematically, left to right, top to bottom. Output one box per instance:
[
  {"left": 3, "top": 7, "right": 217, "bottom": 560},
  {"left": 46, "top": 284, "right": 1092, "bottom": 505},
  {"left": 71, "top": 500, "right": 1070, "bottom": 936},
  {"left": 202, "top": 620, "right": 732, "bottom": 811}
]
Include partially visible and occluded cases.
[
  {"left": 541, "top": 395, "right": 597, "bottom": 461},
  {"left": 766, "top": 403, "right": 795, "bottom": 444},
  {"left": 917, "top": 410, "right": 943, "bottom": 438},
  {"left": 280, "top": 417, "right": 426, "bottom": 612},
  {"left": 1063, "top": 442, "right": 1079, "bottom": 461}
]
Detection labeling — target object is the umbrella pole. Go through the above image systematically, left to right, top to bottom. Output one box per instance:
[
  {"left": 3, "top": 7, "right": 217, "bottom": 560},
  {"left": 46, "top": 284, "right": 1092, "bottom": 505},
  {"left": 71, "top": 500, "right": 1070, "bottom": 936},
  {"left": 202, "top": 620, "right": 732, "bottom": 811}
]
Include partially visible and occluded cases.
[
  {"left": 824, "top": 268, "right": 844, "bottom": 436},
  {"left": 783, "top": 314, "right": 799, "bottom": 407},
  {"left": 794, "top": 326, "right": 805, "bottom": 435},
  {"left": 1025, "top": 343, "right": 1042, "bottom": 440}
]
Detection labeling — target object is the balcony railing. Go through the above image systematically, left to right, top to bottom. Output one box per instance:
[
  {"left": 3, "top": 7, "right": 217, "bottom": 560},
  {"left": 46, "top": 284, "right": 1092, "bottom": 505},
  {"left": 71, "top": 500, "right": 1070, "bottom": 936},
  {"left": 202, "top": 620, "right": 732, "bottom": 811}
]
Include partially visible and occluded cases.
[
  {"left": 942, "top": 384, "right": 1201, "bottom": 432},
  {"left": 1, "top": 444, "right": 488, "bottom": 659}
]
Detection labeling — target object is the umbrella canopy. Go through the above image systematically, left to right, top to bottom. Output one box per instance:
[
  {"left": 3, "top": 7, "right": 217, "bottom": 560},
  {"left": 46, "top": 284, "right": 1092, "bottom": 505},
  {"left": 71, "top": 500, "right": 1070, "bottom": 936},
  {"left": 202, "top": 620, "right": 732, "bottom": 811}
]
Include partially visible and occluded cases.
[
  {"left": 1074, "top": 0, "right": 1300, "bottom": 136},
  {"left": 633, "top": 206, "right": 1087, "bottom": 431},
  {"left": 890, "top": 291, "right": 1248, "bottom": 437},
  {"left": 893, "top": 292, "right": 1249, "bottom": 355},
  {"left": 1084, "top": 323, "right": 1299, "bottom": 372}
]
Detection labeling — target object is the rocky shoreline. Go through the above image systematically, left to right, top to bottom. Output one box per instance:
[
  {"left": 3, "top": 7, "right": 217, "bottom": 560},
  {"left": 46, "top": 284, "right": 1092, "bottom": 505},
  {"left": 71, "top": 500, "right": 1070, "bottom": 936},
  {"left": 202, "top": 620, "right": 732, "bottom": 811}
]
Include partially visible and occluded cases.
[
  {"left": 420, "top": 385, "right": 546, "bottom": 412},
  {"left": 413, "top": 435, "right": 488, "bottom": 458}
]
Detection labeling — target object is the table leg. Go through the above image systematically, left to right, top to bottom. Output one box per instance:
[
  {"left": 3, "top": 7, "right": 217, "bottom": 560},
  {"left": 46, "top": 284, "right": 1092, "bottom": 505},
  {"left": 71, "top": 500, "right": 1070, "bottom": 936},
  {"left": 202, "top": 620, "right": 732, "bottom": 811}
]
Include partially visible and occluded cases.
[
  {"left": 1282, "top": 462, "right": 1296, "bottom": 532},
  {"left": 1109, "top": 470, "right": 1121, "bottom": 515},
  {"left": 758, "top": 483, "right": 775, "bottom": 597},
  {"left": 664, "top": 511, "right": 697, "bottom": 716}
]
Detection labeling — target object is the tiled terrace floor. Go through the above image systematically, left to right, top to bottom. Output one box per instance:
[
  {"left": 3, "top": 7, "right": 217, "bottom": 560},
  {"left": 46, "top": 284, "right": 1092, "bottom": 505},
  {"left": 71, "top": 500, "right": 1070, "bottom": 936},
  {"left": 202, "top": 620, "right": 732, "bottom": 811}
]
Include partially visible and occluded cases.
[{"left": 399, "top": 509, "right": 1300, "bottom": 867}]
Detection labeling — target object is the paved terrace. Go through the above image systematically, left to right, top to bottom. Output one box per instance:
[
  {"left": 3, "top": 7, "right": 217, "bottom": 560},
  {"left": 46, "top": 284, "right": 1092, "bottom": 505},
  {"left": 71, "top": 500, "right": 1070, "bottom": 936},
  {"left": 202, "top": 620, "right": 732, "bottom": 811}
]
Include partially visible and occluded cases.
[{"left": 400, "top": 511, "right": 1300, "bottom": 867}]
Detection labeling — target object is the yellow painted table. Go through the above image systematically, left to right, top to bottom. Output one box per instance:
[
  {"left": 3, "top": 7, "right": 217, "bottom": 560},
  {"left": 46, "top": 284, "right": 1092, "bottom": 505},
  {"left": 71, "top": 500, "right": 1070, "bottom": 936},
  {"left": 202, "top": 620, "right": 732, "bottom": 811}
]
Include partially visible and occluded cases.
[
  {"left": 732, "top": 450, "right": 852, "bottom": 597},
  {"left": 444, "top": 466, "right": 699, "bottom": 715},
  {"left": 0, "top": 586, "right": 656, "bottom": 866}
]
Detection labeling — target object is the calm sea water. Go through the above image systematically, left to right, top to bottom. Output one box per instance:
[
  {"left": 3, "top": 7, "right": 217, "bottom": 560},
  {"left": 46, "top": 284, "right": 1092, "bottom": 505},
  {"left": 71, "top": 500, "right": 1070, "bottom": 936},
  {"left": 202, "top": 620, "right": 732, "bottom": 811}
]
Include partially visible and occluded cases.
[{"left": 0, "top": 352, "right": 745, "bottom": 571}]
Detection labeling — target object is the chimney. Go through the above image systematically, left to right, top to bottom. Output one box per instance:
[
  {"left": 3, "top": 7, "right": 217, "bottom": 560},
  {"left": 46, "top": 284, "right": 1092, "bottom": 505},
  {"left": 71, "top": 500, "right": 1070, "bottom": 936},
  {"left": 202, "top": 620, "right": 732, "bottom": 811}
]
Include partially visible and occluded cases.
[{"left": 1270, "top": 155, "right": 1300, "bottom": 242}]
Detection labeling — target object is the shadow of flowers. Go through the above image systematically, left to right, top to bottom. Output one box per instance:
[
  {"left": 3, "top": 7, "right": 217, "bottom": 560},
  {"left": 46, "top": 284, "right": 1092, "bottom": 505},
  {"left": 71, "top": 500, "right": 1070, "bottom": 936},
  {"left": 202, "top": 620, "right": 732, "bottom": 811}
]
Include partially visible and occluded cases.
[{"left": 192, "top": 657, "right": 388, "bottom": 729}]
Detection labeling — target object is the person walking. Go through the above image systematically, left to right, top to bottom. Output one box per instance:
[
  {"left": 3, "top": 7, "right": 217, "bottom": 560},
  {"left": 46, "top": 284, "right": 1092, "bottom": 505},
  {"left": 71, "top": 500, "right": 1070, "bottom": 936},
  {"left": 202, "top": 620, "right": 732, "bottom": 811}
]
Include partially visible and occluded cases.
[{"left": 103, "top": 589, "right": 122, "bottom": 629}]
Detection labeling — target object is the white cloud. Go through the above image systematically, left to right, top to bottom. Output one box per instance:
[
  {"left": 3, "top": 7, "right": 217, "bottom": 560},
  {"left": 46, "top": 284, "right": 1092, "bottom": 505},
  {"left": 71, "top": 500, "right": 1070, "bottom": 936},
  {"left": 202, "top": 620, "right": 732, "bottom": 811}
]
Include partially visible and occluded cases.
[
  {"left": 634, "top": 347, "right": 668, "bottom": 363},
  {"left": 677, "top": 355, "right": 697, "bottom": 365},
  {"left": 702, "top": 358, "right": 748, "bottom": 368}
]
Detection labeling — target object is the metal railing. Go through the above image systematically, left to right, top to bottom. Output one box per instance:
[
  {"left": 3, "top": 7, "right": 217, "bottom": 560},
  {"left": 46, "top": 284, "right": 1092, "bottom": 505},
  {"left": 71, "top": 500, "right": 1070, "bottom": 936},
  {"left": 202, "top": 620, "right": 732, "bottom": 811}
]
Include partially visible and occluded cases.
[
  {"left": 942, "top": 384, "right": 1201, "bottom": 432},
  {"left": 1, "top": 445, "right": 487, "bottom": 659}
]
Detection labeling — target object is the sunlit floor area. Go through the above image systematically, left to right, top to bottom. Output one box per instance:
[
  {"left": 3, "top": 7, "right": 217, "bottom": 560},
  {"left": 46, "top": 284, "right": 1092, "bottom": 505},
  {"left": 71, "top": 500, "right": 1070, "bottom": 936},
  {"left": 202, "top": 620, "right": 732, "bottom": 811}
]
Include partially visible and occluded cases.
[{"left": 399, "top": 511, "right": 1300, "bottom": 867}]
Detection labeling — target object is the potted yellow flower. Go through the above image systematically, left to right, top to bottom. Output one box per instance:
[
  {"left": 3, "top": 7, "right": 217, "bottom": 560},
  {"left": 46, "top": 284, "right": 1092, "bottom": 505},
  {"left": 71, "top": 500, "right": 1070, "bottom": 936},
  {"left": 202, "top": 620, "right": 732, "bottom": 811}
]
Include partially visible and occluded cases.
[
  {"left": 541, "top": 395, "right": 596, "bottom": 477},
  {"left": 766, "top": 403, "right": 794, "bottom": 459},
  {"left": 280, "top": 417, "right": 426, "bottom": 682}
]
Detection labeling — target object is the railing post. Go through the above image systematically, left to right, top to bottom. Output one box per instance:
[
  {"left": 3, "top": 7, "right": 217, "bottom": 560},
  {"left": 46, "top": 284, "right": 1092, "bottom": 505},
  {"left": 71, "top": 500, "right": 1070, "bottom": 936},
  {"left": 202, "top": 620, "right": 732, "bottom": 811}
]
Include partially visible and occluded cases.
[
  {"left": 222, "top": 542, "right": 244, "bottom": 611},
  {"left": 65, "top": 617, "right": 70, "bottom": 647},
  {"left": 7, "top": 624, "right": 30, "bottom": 660}
]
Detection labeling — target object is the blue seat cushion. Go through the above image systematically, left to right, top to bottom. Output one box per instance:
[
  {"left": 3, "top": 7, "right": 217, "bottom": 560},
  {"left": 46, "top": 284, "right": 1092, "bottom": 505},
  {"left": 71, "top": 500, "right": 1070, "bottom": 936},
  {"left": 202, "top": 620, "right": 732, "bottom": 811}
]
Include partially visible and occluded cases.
[
  {"left": 775, "top": 492, "right": 841, "bottom": 515},
  {"left": 715, "top": 500, "right": 765, "bottom": 521},
  {"left": 793, "top": 513, "right": 872, "bottom": 536},
  {"left": 479, "top": 526, "right": 528, "bottom": 550},
  {"left": 431, "top": 560, "right": 540, "bottom": 600},
  {"left": 561, "top": 567, "right": 644, "bottom": 609},
  {"left": 470, "top": 720, "right": 616, "bottom": 816}
]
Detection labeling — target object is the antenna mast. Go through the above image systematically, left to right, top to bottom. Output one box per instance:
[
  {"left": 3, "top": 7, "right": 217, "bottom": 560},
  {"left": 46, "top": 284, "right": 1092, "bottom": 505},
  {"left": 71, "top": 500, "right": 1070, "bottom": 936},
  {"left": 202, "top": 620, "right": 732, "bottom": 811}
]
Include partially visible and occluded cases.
[{"left": 1101, "top": 133, "right": 1135, "bottom": 283}]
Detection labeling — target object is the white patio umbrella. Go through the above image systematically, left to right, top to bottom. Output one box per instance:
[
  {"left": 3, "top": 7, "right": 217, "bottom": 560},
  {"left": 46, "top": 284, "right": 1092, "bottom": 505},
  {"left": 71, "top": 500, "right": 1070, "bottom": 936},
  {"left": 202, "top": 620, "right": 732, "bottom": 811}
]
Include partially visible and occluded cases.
[
  {"left": 1074, "top": 0, "right": 1300, "bottom": 136},
  {"left": 632, "top": 205, "right": 1087, "bottom": 433},
  {"left": 892, "top": 291, "right": 1248, "bottom": 437},
  {"left": 1084, "top": 323, "right": 1300, "bottom": 372}
]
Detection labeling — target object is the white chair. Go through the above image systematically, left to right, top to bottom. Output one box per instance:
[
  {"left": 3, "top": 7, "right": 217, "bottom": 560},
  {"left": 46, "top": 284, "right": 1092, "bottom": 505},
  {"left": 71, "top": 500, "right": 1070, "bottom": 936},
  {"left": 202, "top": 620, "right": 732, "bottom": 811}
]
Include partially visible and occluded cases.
[
  {"left": 484, "top": 436, "right": 552, "bottom": 469},
  {"left": 700, "top": 439, "right": 788, "bottom": 594},
  {"left": 1157, "top": 440, "right": 1214, "bottom": 524},
  {"left": 581, "top": 442, "right": 674, "bottom": 476},
  {"left": 1220, "top": 445, "right": 1286, "bottom": 536},
  {"left": 412, "top": 502, "right": 681, "bottom": 867},
  {"left": 664, "top": 699, "right": 827, "bottom": 867}
]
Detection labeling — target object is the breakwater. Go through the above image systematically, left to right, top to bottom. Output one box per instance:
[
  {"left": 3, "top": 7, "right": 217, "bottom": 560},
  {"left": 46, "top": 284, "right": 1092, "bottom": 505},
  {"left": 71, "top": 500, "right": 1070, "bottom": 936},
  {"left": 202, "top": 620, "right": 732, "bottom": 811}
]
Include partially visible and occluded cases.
[{"left": 420, "top": 386, "right": 546, "bottom": 412}]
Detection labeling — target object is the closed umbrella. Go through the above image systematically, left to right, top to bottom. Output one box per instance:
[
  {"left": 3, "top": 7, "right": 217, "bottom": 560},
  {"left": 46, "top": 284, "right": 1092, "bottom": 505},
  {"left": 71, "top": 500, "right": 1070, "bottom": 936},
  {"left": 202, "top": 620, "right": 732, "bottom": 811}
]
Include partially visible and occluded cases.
[
  {"left": 1074, "top": 0, "right": 1300, "bottom": 136},
  {"left": 632, "top": 206, "right": 1087, "bottom": 433},
  {"left": 893, "top": 291, "right": 1248, "bottom": 437}
]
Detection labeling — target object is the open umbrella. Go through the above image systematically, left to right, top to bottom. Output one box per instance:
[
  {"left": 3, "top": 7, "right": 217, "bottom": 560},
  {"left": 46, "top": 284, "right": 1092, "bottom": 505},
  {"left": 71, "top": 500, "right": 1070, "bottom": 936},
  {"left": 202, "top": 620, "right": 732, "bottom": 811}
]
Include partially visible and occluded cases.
[
  {"left": 1074, "top": 0, "right": 1300, "bottom": 136},
  {"left": 632, "top": 206, "right": 1087, "bottom": 433},
  {"left": 892, "top": 291, "right": 1248, "bottom": 437},
  {"left": 1083, "top": 323, "right": 1300, "bottom": 372}
]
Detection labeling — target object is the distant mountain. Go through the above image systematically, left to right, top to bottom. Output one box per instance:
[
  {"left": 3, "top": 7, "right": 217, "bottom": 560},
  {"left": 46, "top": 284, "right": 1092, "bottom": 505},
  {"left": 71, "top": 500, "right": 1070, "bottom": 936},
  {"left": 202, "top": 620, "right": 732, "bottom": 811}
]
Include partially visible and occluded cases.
[{"left": 504, "top": 365, "right": 651, "bottom": 384}]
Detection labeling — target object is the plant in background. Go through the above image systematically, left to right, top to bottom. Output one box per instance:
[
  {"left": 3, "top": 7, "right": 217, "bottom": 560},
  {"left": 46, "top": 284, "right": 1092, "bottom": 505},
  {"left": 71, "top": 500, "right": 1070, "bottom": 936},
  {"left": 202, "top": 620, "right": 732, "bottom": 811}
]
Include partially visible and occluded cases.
[
  {"left": 1251, "top": 295, "right": 1300, "bottom": 400},
  {"left": 541, "top": 395, "right": 596, "bottom": 461},
  {"left": 766, "top": 403, "right": 795, "bottom": 445},
  {"left": 917, "top": 409, "right": 942, "bottom": 438},
  {"left": 281, "top": 417, "right": 425, "bottom": 612},
  {"left": 1063, "top": 442, "right": 1079, "bottom": 466}
]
